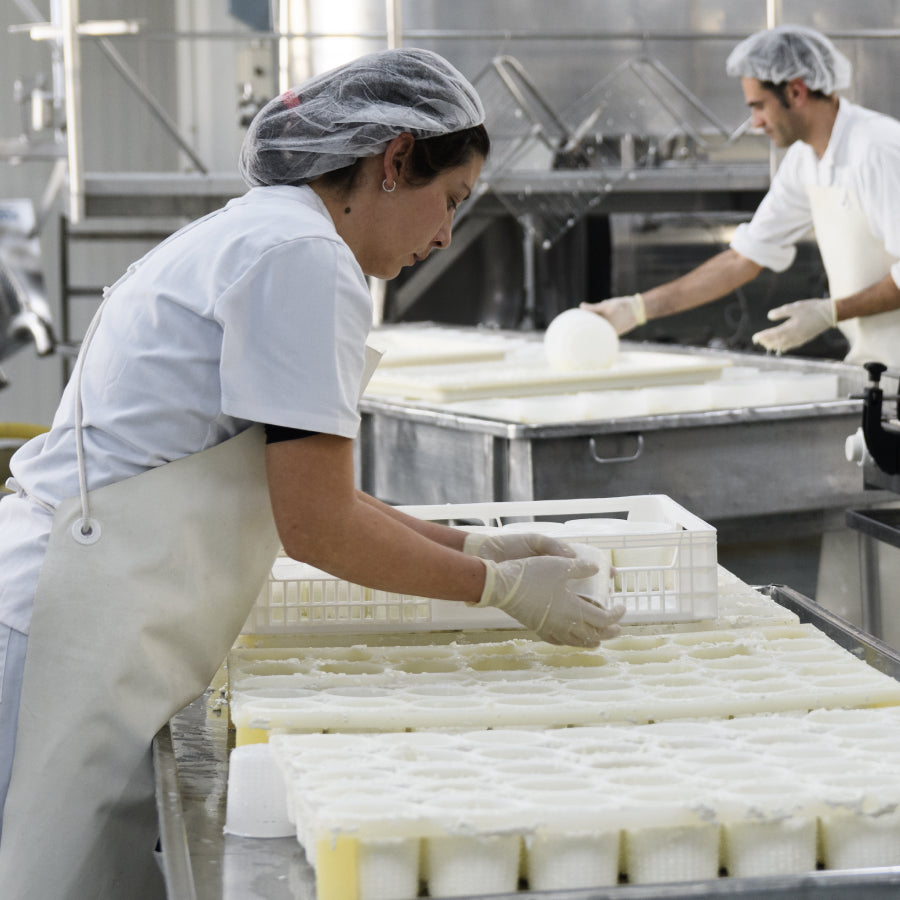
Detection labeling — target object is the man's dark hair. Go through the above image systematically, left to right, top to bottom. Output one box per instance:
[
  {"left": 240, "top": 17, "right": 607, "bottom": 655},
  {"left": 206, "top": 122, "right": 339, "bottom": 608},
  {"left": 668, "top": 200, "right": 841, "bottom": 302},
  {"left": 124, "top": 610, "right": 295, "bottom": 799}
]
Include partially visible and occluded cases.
[{"left": 761, "top": 80, "right": 830, "bottom": 109}]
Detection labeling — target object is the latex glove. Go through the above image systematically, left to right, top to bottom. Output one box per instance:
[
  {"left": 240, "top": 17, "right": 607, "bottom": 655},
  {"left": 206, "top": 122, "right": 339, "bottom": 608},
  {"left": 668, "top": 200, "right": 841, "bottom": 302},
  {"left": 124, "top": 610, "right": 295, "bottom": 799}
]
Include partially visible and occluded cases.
[
  {"left": 579, "top": 293, "right": 646, "bottom": 336},
  {"left": 752, "top": 298, "right": 837, "bottom": 354},
  {"left": 463, "top": 531, "right": 576, "bottom": 563},
  {"left": 475, "top": 555, "right": 626, "bottom": 647}
]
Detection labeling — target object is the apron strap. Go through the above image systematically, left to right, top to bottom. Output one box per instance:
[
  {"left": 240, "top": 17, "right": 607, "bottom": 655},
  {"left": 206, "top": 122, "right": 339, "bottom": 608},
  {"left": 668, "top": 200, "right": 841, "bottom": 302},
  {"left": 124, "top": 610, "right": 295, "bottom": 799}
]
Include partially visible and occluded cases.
[{"left": 70, "top": 294, "right": 110, "bottom": 545}]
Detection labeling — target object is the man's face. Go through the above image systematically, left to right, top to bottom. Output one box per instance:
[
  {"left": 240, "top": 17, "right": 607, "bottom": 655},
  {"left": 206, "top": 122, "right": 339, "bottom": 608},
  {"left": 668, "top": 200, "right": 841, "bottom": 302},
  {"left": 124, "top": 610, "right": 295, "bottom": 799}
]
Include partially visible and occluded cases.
[{"left": 741, "top": 77, "right": 804, "bottom": 148}]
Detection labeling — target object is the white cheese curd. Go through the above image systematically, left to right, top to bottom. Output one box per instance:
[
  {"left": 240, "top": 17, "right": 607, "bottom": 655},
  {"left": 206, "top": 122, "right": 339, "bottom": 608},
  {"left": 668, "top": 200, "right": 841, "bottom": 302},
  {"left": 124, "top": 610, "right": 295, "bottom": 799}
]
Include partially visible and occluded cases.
[{"left": 544, "top": 308, "right": 619, "bottom": 372}]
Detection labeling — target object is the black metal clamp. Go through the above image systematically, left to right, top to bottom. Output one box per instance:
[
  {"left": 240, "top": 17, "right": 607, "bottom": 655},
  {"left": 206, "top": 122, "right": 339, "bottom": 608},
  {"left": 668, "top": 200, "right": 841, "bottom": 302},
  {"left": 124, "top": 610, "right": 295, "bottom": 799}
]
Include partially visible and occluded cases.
[{"left": 852, "top": 361, "right": 900, "bottom": 476}]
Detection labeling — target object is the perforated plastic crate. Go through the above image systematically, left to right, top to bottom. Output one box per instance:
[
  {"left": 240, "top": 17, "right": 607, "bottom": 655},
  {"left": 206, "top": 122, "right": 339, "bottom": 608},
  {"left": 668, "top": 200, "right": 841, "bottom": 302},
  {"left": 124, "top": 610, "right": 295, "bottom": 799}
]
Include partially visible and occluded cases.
[{"left": 240, "top": 495, "right": 717, "bottom": 634}]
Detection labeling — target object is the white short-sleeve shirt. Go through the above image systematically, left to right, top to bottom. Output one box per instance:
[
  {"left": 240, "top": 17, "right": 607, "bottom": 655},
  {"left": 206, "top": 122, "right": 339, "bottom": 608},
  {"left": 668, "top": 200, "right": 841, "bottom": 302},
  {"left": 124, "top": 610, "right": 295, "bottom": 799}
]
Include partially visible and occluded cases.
[
  {"left": 730, "top": 99, "right": 900, "bottom": 290},
  {"left": 0, "top": 185, "right": 373, "bottom": 632}
]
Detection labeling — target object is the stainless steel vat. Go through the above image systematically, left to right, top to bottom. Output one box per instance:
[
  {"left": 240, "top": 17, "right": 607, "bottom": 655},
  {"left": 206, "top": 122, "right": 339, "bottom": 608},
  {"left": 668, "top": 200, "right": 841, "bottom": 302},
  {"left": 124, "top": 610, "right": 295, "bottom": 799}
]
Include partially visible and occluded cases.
[
  {"left": 356, "top": 342, "right": 889, "bottom": 595},
  {"left": 357, "top": 347, "right": 875, "bottom": 514}
]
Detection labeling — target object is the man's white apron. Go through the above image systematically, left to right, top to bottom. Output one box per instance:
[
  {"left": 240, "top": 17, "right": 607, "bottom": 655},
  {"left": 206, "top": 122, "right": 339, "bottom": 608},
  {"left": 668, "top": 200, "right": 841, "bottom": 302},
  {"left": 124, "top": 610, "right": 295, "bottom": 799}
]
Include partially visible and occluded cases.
[
  {"left": 808, "top": 183, "right": 900, "bottom": 367},
  {"left": 808, "top": 184, "right": 900, "bottom": 631},
  {"left": 0, "top": 299, "right": 281, "bottom": 898}
]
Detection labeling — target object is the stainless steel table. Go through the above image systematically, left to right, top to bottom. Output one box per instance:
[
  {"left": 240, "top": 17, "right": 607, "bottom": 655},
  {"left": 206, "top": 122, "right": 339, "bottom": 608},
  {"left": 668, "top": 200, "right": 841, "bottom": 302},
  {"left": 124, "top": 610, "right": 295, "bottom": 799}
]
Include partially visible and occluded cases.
[{"left": 155, "top": 586, "right": 900, "bottom": 900}]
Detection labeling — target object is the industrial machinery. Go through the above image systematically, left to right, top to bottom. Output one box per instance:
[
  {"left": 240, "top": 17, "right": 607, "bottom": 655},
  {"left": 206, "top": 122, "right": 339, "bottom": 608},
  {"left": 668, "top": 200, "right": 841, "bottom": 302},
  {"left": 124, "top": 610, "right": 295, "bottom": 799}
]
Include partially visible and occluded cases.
[
  {"left": 4, "top": 2, "right": 899, "bottom": 352},
  {"left": 0, "top": 199, "right": 54, "bottom": 389},
  {"left": 845, "top": 364, "right": 900, "bottom": 643}
]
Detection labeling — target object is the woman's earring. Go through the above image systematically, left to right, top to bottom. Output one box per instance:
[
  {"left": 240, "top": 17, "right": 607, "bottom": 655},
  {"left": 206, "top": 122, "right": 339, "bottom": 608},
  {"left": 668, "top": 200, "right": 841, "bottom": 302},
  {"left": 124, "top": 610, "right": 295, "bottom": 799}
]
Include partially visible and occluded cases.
[{"left": 382, "top": 179, "right": 397, "bottom": 193}]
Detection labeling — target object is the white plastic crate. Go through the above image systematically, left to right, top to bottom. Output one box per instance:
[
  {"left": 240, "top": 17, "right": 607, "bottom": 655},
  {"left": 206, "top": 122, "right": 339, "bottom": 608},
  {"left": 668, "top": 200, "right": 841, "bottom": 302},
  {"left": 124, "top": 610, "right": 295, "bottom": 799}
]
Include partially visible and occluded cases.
[{"left": 241, "top": 495, "right": 717, "bottom": 634}]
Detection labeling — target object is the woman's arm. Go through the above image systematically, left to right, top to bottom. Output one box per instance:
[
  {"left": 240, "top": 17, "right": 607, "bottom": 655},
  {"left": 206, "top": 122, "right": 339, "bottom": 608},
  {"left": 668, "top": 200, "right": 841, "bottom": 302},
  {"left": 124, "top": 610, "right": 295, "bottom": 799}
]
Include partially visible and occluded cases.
[
  {"left": 265, "top": 432, "right": 625, "bottom": 646},
  {"left": 265, "top": 433, "right": 483, "bottom": 602},
  {"left": 355, "top": 490, "right": 467, "bottom": 551}
]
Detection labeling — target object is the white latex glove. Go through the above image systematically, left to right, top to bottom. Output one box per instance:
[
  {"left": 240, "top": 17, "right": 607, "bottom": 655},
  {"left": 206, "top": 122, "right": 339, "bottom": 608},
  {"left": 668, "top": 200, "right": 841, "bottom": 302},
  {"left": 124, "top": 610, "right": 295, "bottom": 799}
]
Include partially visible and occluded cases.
[
  {"left": 579, "top": 293, "right": 646, "bottom": 336},
  {"left": 752, "top": 298, "right": 836, "bottom": 354},
  {"left": 462, "top": 531, "right": 577, "bottom": 563},
  {"left": 475, "top": 556, "right": 626, "bottom": 647}
]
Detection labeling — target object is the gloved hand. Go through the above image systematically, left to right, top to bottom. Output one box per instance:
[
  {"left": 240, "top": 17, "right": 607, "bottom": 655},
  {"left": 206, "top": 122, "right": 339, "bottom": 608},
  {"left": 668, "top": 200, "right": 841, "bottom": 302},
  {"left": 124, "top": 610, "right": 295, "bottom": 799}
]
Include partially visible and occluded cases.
[
  {"left": 579, "top": 293, "right": 646, "bottom": 336},
  {"left": 752, "top": 298, "right": 837, "bottom": 354},
  {"left": 463, "top": 531, "right": 576, "bottom": 563},
  {"left": 475, "top": 555, "right": 626, "bottom": 647}
]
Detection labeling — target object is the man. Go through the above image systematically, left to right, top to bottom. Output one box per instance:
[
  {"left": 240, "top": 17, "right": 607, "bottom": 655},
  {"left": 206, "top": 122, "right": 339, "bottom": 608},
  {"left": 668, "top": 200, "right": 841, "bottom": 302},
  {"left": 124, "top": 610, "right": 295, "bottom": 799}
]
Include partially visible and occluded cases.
[{"left": 581, "top": 26, "right": 900, "bottom": 367}]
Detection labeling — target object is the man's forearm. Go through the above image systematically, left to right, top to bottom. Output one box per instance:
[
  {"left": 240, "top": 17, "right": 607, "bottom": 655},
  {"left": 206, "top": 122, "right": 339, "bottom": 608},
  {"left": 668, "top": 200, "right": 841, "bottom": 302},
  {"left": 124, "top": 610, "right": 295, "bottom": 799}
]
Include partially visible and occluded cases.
[
  {"left": 641, "top": 248, "right": 763, "bottom": 320},
  {"left": 834, "top": 272, "right": 900, "bottom": 321}
]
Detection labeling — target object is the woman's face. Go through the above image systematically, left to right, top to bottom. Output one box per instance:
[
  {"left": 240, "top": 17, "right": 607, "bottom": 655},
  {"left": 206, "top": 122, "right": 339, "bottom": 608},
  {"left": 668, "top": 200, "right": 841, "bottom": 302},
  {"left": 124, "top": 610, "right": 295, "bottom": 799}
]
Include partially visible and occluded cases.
[{"left": 357, "top": 153, "right": 484, "bottom": 280}]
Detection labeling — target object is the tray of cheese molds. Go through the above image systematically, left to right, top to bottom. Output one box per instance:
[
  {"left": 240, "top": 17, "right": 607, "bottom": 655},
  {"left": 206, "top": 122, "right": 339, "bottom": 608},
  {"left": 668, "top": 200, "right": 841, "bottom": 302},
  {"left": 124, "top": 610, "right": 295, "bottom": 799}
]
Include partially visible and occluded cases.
[
  {"left": 240, "top": 494, "right": 718, "bottom": 635},
  {"left": 213, "top": 583, "right": 900, "bottom": 900},
  {"left": 267, "top": 707, "right": 900, "bottom": 898}
]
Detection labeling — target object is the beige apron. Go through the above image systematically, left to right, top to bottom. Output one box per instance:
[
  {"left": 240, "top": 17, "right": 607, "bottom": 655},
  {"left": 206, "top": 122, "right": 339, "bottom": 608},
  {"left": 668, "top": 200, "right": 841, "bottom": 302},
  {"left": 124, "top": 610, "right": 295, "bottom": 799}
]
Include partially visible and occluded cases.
[
  {"left": 807, "top": 183, "right": 900, "bottom": 367},
  {"left": 0, "top": 298, "right": 281, "bottom": 897}
]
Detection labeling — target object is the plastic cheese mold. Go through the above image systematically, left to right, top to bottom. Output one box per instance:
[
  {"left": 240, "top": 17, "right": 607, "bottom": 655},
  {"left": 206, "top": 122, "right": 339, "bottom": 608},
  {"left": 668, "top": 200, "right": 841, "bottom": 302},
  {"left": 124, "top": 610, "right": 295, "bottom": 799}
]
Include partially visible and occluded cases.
[
  {"left": 241, "top": 495, "right": 718, "bottom": 635},
  {"left": 228, "top": 616, "right": 900, "bottom": 744},
  {"left": 266, "top": 705, "right": 900, "bottom": 899}
]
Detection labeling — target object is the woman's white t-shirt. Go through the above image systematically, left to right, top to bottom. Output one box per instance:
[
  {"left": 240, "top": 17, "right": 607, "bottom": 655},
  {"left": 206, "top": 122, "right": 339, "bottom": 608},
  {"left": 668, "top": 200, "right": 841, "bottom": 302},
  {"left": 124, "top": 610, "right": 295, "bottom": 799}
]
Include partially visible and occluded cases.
[{"left": 0, "top": 185, "right": 373, "bottom": 632}]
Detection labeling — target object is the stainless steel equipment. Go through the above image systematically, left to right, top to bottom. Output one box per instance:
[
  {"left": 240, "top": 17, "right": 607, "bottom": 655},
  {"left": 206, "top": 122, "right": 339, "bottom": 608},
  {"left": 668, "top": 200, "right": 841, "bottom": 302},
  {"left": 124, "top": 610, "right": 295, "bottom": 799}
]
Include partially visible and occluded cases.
[
  {"left": 14, "top": 3, "right": 900, "bottom": 347},
  {"left": 0, "top": 200, "right": 54, "bottom": 380},
  {"left": 356, "top": 342, "right": 887, "bottom": 594},
  {"left": 845, "top": 363, "right": 900, "bottom": 642},
  {"left": 855, "top": 363, "right": 900, "bottom": 489},
  {"left": 153, "top": 585, "right": 900, "bottom": 900}
]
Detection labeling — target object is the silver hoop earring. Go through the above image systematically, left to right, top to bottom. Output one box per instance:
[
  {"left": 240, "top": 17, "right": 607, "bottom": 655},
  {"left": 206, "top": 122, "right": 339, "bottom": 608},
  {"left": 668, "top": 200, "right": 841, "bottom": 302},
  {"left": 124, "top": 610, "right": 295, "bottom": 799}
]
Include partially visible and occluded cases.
[{"left": 382, "top": 179, "right": 396, "bottom": 193}]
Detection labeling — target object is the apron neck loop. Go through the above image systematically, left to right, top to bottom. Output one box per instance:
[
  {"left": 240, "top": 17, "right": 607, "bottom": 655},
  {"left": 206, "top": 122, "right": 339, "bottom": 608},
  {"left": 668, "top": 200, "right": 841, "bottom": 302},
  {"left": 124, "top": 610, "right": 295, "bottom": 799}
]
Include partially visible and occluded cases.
[{"left": 71, "top": 294, "right": 109, "bottom": 545}]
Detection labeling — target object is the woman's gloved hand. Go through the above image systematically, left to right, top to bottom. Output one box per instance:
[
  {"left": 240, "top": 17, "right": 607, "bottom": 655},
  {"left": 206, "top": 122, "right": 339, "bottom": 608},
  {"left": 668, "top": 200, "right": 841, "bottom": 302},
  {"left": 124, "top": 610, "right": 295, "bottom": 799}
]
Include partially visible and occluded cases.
[
  {"left": 579, "top": 293, "right": 646, "bottom": 336},
  {"left": 752, "top": 298, "right": 836, "bottom": 354},
  {"left": 463, "top": 531, "right": 576, "bottom": 563},
  {"left": 475, "top": 556, "right": 626, "bottom": 647}
]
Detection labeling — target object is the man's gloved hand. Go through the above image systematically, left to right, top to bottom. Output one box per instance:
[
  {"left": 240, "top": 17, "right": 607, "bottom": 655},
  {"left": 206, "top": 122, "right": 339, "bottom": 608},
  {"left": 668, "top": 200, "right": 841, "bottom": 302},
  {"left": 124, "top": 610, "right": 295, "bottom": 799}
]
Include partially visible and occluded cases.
[
  {"left": 579, "top": 293, "right": 646, "bottom": 336},
  {"left": 752, "top": 298, "right": 837, "bottom": 354},
  {"left": 463, "top": 531, "right": 576, "bottom": 563},
  {"left": 475, "top": 555, "right": 626, "bottom": 647}
]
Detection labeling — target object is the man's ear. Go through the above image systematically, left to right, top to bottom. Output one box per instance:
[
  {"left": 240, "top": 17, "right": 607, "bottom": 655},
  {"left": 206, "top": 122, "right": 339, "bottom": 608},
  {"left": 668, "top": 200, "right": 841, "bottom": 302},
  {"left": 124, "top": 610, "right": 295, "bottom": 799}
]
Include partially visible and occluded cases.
[{"left": 787, "top": 77, "right": 808, "bottom": 105}]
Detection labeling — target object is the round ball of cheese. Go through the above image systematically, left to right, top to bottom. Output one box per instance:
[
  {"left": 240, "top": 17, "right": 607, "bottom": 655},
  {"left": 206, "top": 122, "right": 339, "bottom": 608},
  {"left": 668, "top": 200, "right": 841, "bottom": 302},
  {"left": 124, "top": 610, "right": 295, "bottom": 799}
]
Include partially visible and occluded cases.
[{"left": 544, "top": 308, "right": 619, "bottom": 372}]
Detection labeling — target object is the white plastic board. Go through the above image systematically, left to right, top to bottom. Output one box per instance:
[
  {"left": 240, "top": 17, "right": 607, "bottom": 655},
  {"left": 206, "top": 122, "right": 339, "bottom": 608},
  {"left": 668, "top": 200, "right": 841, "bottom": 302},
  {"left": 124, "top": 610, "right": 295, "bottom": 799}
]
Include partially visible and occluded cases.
[
  {"left": 367, "top": 326, "right": 520, "bottom": 367},
  {"left": 365, "top": 349, "right": 731, "bottom": 401}
]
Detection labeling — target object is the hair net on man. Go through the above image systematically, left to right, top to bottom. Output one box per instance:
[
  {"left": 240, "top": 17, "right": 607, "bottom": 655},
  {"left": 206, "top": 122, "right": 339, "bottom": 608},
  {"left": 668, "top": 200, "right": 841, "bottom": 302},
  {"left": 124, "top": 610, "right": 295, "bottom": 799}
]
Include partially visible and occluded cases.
[
  {"left": 725, "top": 25, "right": 852, "bottom": 95},
  {"left": 240, "top": 47, "right": 485, "bottom": 187}
]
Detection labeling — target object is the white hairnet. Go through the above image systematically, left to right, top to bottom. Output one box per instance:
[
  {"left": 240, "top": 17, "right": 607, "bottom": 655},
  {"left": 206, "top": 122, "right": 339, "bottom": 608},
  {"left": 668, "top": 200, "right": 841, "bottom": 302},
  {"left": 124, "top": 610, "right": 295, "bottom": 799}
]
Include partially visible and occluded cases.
[
  {"left": 726, "top": 25, "right": 852, "bottom": 94},
  {"left": 240, "top": 47, "right": 485, "bottom": 187}
]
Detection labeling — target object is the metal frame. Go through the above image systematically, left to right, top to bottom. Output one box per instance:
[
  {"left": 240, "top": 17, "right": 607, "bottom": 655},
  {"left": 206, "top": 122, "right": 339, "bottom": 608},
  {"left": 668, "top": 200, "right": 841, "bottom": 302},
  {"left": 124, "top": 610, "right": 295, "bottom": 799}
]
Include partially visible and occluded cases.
[
  {"left": 7, "top": 0, "right": 900, "bottom": 227},
  {"left": 153, "top": 724, "right": 198, "bottom": 900}
]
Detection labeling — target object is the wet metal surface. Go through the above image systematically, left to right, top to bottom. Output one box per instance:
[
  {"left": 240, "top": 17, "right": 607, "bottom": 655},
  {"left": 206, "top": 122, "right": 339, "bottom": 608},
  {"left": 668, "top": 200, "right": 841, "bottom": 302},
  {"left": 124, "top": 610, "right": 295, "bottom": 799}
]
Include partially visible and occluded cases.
[{"left": 165, "top": 697, "right": 314, "bottom": 900}]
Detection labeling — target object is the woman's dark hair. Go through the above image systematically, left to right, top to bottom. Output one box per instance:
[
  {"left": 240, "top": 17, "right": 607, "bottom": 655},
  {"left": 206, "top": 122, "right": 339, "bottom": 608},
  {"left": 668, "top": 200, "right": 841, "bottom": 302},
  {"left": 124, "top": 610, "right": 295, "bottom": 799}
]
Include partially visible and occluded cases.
[
  {"left": 318, "top": 124, "right": 490, "bottom": 194},
  {"left": 404, "top": 124, "right": 490, "bottom": 185}
]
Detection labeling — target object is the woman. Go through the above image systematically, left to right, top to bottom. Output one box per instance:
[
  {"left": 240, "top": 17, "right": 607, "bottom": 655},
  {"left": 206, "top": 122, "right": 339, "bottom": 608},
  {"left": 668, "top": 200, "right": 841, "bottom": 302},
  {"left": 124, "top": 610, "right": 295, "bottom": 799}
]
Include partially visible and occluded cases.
[{"left": 0, "top": 48, "right": 623, "bottom": 898}]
